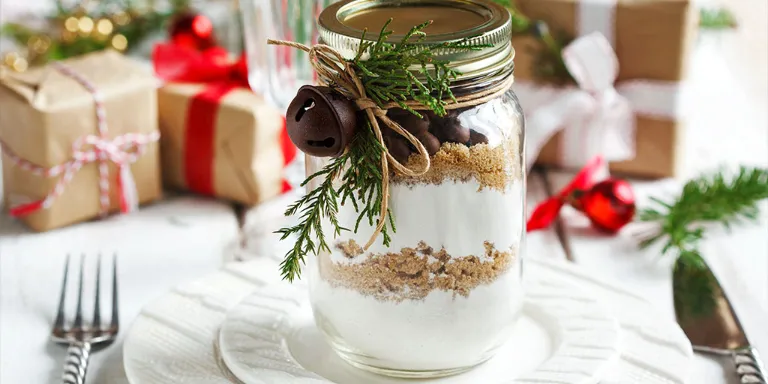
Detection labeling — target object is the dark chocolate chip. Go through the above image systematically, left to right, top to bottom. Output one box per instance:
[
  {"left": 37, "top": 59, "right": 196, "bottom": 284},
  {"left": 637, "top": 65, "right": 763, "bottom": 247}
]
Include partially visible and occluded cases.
[
  {"left": 387, "top": 108, "right": 429, "bottom": 135},
  {"left": 430, "top": 114, "right": 470, "bottom": 145},
  {"left": 380, "top": 124, "right": 397, "bottom": 138},
  {"left": 468, "top": 130, "right": 489, "bottom": 146},
  {"left": 415, "top": 131, "right": 441, "bottom": 156},
  {"left": 383, "top": 136, "right": 412, "bottom": 163}
]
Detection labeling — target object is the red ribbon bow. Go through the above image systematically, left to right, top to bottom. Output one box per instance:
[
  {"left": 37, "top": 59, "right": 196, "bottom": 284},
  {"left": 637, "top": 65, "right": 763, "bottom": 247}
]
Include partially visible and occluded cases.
[
  {"left": 152, "top": 43, "right": 297, "bottom": 198},
  {"left": 153, "top": 43, "right": 249, "bottom": 87}
]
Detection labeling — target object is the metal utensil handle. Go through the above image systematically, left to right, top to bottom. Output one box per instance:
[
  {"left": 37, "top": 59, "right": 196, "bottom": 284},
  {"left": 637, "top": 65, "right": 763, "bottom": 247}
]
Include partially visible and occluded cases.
[
  {"left": 62, "top": 342, "right": 91, "bottom": 384},
  {"left": 735, "top": 347, "right": 767, "bottom": 383}
]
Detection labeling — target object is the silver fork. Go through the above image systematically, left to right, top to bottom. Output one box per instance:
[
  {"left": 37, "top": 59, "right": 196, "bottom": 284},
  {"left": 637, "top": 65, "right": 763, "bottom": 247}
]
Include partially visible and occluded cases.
[{"left": 51, "top": 254, "right": 119, "bottom": 384}]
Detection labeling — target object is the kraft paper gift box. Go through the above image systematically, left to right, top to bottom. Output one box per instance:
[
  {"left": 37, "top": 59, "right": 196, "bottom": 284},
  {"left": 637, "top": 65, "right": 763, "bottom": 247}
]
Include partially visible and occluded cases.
[
  {"left": 513, "top": 0, "right": 699, "bottom": 178},
  {"left": 153, "top": 44, "right": 298, "bottom": 206},
  {"left": 0, "top": 50, "right": 162, "bottom": 232},
  {"left": 158, "top": 84, "right": 297, "bottom": 205}
]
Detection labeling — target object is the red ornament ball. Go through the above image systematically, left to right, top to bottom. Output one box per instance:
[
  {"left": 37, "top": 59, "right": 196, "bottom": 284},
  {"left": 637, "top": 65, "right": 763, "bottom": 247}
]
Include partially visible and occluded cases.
[
  {"left": 168, "top": 12, "right": 216, "bottom": 51},
  {"left": 572, "top": 178, "right": 636, "bottom": 233}
]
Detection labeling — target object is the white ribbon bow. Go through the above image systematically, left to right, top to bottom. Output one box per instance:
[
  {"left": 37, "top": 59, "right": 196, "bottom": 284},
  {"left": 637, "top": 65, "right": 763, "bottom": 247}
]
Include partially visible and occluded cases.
[{"left": 519, "top": 32, "right": 681, "bottom": 170}]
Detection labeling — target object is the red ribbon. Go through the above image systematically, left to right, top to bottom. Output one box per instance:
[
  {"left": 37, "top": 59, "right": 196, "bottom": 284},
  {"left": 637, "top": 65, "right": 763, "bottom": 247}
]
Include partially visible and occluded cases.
[
  {"left": 153, "top": 43, "right": 297, "bottom": 197},
  {"left": 153, "top": 43, "right": 248, "bottom": 86},
  {"left": 279, "top": 115, "right": 297, "bottom": 193},
  {"left": 527, "top": 156, "right": 606, "bottom": 232}
]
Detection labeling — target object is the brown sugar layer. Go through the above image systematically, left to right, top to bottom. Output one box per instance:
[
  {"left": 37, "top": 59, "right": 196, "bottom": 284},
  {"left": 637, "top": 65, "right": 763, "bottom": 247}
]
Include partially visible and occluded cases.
[
  {"left": 391, "top": 139, "right": 521, "bottom": 192},
  {"left": 320, "top": 240, "right": 517, "bottom": 303}
]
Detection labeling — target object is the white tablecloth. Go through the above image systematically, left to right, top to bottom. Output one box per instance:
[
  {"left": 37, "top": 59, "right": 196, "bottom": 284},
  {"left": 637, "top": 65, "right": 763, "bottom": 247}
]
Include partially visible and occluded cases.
[
  {"left": 1, "top": 191, "right": 766, "bottom": 384},
  {"left": 0, "top": 197, "right": 241, "bottom": 384}
]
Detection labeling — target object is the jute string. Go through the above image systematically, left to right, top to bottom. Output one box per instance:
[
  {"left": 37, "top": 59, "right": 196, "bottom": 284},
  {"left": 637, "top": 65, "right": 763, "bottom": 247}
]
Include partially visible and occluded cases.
[{"left": 268, "top": 40, "right": 515, "bottom": 250}]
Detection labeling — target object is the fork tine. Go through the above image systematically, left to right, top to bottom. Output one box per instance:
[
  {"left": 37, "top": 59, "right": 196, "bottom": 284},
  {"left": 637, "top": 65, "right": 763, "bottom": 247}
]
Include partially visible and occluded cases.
[
  {"left": 110, "top": 253, "right": 119, "bottom": 331},
  {"left": 53, "top": 254, "right": 70, "bottom": 330},
  {"left": 72, "top": 254, "right": 85, "bottom": 332},
  {"left": 92, "top": 254, "right": 102, "bottom": 330}
]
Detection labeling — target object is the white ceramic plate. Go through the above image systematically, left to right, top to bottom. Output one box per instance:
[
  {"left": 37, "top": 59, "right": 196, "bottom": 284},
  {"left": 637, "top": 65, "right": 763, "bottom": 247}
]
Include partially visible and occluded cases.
[
  {"left": 123, "top": 257, "right": 694, "bottom": 384},
  {"left": 217, "top": 274, "right": 621, "bottom": 384}
]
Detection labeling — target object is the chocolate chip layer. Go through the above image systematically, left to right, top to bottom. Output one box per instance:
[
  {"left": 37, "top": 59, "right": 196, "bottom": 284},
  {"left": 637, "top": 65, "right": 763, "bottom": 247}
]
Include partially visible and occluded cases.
[{"left": 381, "top": 108, "right": 488, "bottom": 158}]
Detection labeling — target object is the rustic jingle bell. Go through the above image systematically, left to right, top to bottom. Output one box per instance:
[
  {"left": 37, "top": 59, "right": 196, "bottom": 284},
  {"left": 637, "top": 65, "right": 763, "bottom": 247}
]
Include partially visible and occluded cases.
[{"left": 286, "top": 85, "right": 358, "bottom": 158}]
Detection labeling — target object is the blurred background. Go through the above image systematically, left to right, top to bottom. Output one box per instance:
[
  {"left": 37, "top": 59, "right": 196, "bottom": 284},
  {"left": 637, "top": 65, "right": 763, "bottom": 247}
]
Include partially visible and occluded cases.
[
  {"left": 0, "top": 0, "right": 765, "bottom": 183},
  {"left": 0, "top": 0, "right": 765, "bottom": 302},
  {"left": 0, "top": 0, "right": 243, "bottom": 66}
]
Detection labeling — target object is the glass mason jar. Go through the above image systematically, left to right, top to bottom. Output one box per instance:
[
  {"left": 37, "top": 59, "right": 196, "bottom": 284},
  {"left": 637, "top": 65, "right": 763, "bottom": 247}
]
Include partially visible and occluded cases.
[{"left": 304, "top": 0, "right": 525, "bottom": 378}]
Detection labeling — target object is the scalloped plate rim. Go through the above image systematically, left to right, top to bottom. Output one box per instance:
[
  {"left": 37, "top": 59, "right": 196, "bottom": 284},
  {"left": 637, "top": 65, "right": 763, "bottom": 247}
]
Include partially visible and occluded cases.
[{"left": 123, "top": 257, "right": 694, "bottom": 384}]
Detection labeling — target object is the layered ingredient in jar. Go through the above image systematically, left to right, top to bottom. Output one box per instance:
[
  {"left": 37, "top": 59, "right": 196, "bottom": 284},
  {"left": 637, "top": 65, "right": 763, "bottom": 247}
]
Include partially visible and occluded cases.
[{"left": 309, "top": 97, "right": 524, "bottom": 370}]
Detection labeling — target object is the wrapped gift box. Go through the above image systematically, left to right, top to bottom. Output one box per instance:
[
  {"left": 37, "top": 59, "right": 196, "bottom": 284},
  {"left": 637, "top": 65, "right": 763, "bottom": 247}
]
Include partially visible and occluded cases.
[
  {"left": 513, "top": 0, "right": 699, "bottom": 178},
  {"left": 0, "top": 50, "right": 162, "bottom": 231},
  {"left": 158, "top": 81, "right": 296, "bottom": 205}
]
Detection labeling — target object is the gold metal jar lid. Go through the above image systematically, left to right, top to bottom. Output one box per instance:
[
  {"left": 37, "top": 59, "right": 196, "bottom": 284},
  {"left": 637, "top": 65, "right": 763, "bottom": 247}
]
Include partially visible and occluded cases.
[{"left": 318, "top": 0, "right": 514, "bottom": 80}]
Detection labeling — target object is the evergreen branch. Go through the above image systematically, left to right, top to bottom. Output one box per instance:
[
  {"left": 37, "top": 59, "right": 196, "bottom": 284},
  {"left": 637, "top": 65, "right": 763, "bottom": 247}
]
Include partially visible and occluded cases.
[
  {"left": 700, "top": 8, "right": 738, "bottom": 30},
  {"left": 353, "top": 18, "right": 490, "bottom": 117},
  {"left": 277, "top": 122, "right": 395, "bottom": 281},
  {"left": 276, "top": 154, "right": 349, "bottom": 282},
  {"left": 639, "top": 166, "right": 768, "bottom": 315},
  {"left": 639, "top": 166, "right": 768, "bottom": 246}
]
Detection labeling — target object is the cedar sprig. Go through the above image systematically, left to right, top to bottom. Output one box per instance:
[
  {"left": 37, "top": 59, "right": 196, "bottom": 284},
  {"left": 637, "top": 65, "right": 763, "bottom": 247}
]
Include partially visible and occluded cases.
[
  {"left": 699, "top": 8, "right": 738, "bottom": 30},
  {"left": 353, "top": 19, "right": 491, "bottom": 117},
  {"left": 277, "top": 20, "right": 485, "bottom": 282},
  {"left": 276, "top": 121, "right": 392, "bottom": 282},
  {"left": 339, "top": 122, "right": 396, "bottom": 245},
  {"left": 276, "top": 152, "right": 349, "bottom": 281},
  {"left": 638, "top": 166, "right": 768, "bottom": 317},
  {"left": 638, "top": 166, "right": 768, "bottom": 249}
]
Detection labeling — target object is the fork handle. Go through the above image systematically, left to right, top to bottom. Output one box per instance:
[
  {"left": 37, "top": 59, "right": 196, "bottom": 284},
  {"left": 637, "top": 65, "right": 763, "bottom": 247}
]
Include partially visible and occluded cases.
[
  {"left": 62, "top": 341, "right": 91, "bottom": 384},
  {"left": 734, "top": 347, "right": 767, "bottom": 383}
]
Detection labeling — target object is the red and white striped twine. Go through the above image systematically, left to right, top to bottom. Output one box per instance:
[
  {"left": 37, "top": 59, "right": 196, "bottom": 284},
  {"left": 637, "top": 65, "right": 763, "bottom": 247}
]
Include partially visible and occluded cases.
[{"left": 0, "top": 61, "right": 160, "bottom": 218}]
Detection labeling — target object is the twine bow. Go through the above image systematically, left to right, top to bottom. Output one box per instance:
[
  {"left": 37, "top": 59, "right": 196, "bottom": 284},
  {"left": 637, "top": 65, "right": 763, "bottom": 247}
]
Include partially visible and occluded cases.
[
  {"left": 268, "top": 39, "right": 514, "bottom": 249},
  {"left": 0, "top": 62, "right": 160, "bottom": 218}
]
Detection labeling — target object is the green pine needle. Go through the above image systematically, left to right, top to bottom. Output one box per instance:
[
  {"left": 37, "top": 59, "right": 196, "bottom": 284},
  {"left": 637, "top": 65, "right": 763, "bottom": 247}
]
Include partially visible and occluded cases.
[
  {"left": 699, "top": 8, "right": 738, "bottom": 30},
  {"left": 353, "top": 19, "right": 490, "bottom": 117},
  {"left": 276, "top": 20, "right": 487, "bottom": 282},
  {"left": 275, "top": 151, "right": 349, "bottom": 282},
  {"left": 640, "top": 166, "right": 768, "bottom": 316}
]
